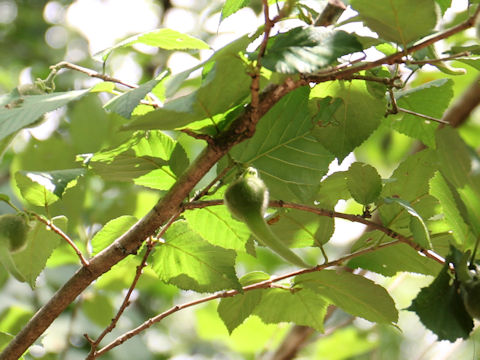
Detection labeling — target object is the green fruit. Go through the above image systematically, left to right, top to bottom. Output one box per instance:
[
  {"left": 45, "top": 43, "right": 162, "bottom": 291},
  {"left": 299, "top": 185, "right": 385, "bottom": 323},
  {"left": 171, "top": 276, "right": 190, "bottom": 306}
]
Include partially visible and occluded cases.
[
  {"left": 224, "top": 167, "right": 310, "bottom": 267},
  {"left": 224, "top": 168, "right": 268, "bottom": 222},
  {"left": 0, "top": 214, "right": 29, "bottom": 253},
  {"left": 462, "top": 279, "right": 480, "bottom": 319}
]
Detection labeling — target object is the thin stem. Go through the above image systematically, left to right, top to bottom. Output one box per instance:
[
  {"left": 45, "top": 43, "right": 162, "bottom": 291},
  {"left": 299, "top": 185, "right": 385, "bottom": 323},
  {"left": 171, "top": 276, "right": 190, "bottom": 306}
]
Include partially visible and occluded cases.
[
  {"left": 306, "top": 7, "right": 480, "bottom": 84},
  {"left": 50, "top": 61, "right": 138, "bottom": 89},
  {"left": 396, "top": 107, "right": 450, "bottom": 125},
  {"left": 184, "top": 199, "right": 446, "bottom": 265},
  {"left": 33, "top": 214, "right": 89, "bottom": 267},
  {"left": 94, "top": 239, "right": 403, "bottom": 356}
]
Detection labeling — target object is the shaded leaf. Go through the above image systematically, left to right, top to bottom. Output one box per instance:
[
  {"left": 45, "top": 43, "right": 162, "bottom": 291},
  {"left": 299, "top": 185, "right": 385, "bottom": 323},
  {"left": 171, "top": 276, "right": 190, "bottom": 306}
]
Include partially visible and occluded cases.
[
  {"left": 124, "top": 56, "right": 251, "bottom": 130},
  {"left": 104, "top": 75, "right": 167, "bottom": 119},
  {"left": 389, "top": 79, "right": 454, "bottom": 147},
  {"left": 311, "top": 80, "right": 385, "bottom": 162},
  {"left": 231, "top": 86, "right": 335, "bottom": 202},
  {"left": 0, "top": 89, "right": 89, "bottom": 141},
  {"left": 436, "top": 127, "right": 471, "bottom": 188},
  {"left": 379, "top": 149, "right": 438, "bottom": 228},
  {"left": 347, "top": 162, "right": 382, "bottom": 205},
  {"left": 316, "top": 171, "right": 350, "bottom": 208},
  {"left": 430, "top": 172, "right": 476, "bottom": 248},
  {"left": 383, "top": 197, "right": 432, "bottom": 249},
  {"left": 271, "top": 209, "right": 334, "bottom": 248},
  {"left": 13, "top": 216, "right": 65, "bottom": 288},
  {"left": 348, "top": 232, "right": 442, "bottom": 276},
  {"left": 408, "top": 263, "right": 473, "bottom": 342},
  {"left": 296, "top": 270, "right": 398, "bottom": 324},
  {"left": 217, "top": 271, "right": 270, "bottom": 333},
  {"left": 253, "top": 287, "right": 329, "bottom": 332},
  {"left": 82, "top": 292, "right": 115, "bottom": 327}
]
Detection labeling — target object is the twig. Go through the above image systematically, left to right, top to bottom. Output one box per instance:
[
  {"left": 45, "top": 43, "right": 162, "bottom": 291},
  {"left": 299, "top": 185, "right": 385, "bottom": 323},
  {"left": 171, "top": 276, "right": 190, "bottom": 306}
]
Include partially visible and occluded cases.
[
  {"left": 306, "top": 6, "right": 480, "bottom": 83},
  {"left": 3, "top": 8, "right": 476, "bottom": 359},
  {"left": 408, "top": 51, "right": 470, "bottom": 65},
  {"left": 50, "top": 61, "right": 138, "bottom": 89},
  {"left": 396, "top": 107, "right": 450, "bottom": 125},
  {"left": 189, "top": 162, "right": 235, "bottom": 202},
  {"left": 183, "top": 199, "right": 446, "bottom": 265},
  {"left": 85, "top": 211, "right": 181, "bottom": 359},
  {"left": 33, "top": 214, "right": 89, "bottom": 267},
  {"left": 84, "top": 239, "right": 154, "bottom": 359},
  {"left": 93, "top": 239, "right": 403, "bottom": 357}
]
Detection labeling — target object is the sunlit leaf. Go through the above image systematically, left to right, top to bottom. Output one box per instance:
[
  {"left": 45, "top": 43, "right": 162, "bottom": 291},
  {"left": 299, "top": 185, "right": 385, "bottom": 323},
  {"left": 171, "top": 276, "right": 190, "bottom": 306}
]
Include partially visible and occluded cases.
[{"left": 152, "top": 221, "right": 241, "bottom": 293}]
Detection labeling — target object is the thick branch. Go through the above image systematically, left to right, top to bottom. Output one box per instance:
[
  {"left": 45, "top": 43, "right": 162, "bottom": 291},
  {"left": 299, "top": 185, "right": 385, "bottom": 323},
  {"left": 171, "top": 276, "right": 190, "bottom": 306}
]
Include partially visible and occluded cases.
[
  {"left": 441, "top": 74, "right": 480, "bottom": 127},
  {"left": 0, "top": 83, "right": 304, "bottom": 360}
]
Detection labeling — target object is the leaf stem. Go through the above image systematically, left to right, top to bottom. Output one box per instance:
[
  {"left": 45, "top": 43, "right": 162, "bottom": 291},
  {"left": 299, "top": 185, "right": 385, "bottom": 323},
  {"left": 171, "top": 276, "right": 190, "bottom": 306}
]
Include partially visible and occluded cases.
[{"left": 33, "top": 214, "right": 89, "bottom": 267}]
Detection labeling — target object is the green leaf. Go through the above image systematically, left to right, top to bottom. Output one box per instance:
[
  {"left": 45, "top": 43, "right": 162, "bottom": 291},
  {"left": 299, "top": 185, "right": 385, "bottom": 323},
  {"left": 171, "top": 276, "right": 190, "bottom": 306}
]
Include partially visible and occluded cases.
[
  {"left": 221, "top": 0, "right": 251, "bottom": 21},
  {"left": 350, "top": 0, "right": 437, "bottom": 45},
  {"left": 259, "top": 27, "right": 363, "bottom": 74},
  {"left": 96, "top": 28, "right": 209, "bottom": 61},
  {"left": 164, "top": 29, "right": 261, "bottom": 98},
  {"left": 124, "top": 56, "right": 251, "bottom": 130},
  {"left": 104, "top": 74, "right": 167, "bottom": 119},
  {"left": 389, "top": 79, "right": 454, "bottom": 147},
  {"left": 311, "top": 80, "right": 385, "bottom": 162},
  {"left": 231, "top": 86, "right": 335, "bottom": 202},
  {"left": 0, "top": 89, "right": 89, "bottom": 141},
  {"left": 436, "top": 127, "right": 471, "bottom": 188},
  {"left": 84, "top": 131, "right": 187, "bottom": 190},
  {"left": 379, "top": 149, "right": 438, "bottom": 228},
  {"left": 347, "top": 162, "right": 382, "bottom": 205},
  {"left": 16, "top": 169, "right": 85, "bottom": 199},
  {"left": 316, "top": 171, "right": 350, "bottom": 208},
  {"left": 14, "top": 172, "right": 59, "bottom": 207},
  {"left": 430, "top": 172, "right": 476, "bottom": 248},
  {"left": 383, "top": 197, "right": 432, "bottom": 249},
  {"left": 184, "top": 204, "right": 252, "bottom": 253},
  {"left": 271, "top": 209, "right": 334, "bottom": 248},
  {"left": 12, "top": 216, "right": 65, "bottom": 288},
  {"left": 91, "top": 216, "right": 138, "bottom": 255},
  {"left": 152, "top": 221, "right": 241, "bottom": 292},
  {"left": 348, "top": 232, "right": 442, "bottom": 276},
  {"left": 408, "top": 263, "right": 473, "bottom": 342},
  {"left": 296, "top": 270, "right": 398, "bottom": 324},
  {"left": 217, "top": 271, "right": 270, "bottom": 333},
  {"left": 253, "top": 287, "right": 329, "bottom": 332},
  {"left": 81, "top": 292, "right": 115, "bottom": 327},
  {"left": 0, "top": 306, "right": 33, "bottom": 335},
  {"left": 314, "top": 327, "right": 378, "bottom": 359},
  {"left": 0, "top": 332, "right": 13, "bottom": 351}
]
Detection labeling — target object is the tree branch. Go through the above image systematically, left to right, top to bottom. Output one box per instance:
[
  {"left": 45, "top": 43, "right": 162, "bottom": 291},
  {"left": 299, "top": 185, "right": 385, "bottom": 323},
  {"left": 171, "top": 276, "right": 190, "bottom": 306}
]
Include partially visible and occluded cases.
[
  {"left": 2, "top": 6, "right": 477, "bottom": 358},
  {"left": 0, "top": 80, "right": 304, "bottom": 360},
  {"left": 93, "top": 239, "right": 403, "bottom": 356}
]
